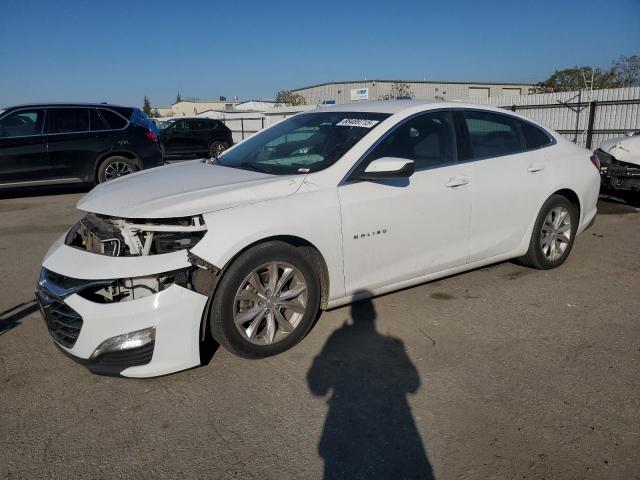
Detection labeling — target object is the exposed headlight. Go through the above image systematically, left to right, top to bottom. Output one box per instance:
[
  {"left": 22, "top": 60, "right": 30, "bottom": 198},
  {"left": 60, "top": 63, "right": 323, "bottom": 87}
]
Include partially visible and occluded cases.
[
  {"left": 66, "top": 214, "right": 207, "bottom": 256},
  {"left": 90, "top": 327, "right": 155, "bottom": 359}
]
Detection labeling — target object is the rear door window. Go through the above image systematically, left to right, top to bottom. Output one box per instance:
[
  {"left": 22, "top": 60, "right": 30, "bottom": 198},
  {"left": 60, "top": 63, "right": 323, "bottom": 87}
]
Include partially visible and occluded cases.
[
  {"left": 47, "top": 108, "right": 90, "bottom": 134},
  {"left": 0, "top": 109, "right": 45, "bottom": 138},
  {"left": 98, "top": 109, "right": 128, "bottom": 130},
  {"left": 461, "top": 110, "right": 524, "bottom": 159},
  {"left": 189, "top": 119, "right": 208, "bottom": 130}
]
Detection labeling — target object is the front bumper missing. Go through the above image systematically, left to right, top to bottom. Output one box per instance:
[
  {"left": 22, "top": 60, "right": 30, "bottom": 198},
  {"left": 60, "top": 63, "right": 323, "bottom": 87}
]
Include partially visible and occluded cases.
[
  {"left": 596, "top": 149, "right": 640, "bottom": 194},
  {"left": 37, "top": 241, "right": 209, "bottom": 377}
]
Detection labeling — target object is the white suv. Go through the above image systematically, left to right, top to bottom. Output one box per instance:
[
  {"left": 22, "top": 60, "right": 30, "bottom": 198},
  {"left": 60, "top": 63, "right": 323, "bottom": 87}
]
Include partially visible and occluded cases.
[{"left": 37, "top": 100, "right": 600, "bottom": 377}]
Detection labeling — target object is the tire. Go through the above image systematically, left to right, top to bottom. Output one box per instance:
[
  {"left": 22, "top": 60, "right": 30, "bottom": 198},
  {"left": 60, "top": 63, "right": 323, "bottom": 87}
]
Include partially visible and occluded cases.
[
  {"left": 208, "top": 140, "right": 228, "bottom": 159},
  {"left": 97, "top": 156, "right": 138, "bottom": 183},
  {"left": 518, "top": 194, "right": 579, "bottom": 269},
  {"left": 210, "top": 241, "right": 321, "bottom": 358}
]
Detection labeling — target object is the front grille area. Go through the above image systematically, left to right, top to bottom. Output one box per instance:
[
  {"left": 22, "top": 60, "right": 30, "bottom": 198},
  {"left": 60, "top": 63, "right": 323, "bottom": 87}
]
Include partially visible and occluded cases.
[{"left": 36, "top": 288, "right": 83, "bottom": 348}]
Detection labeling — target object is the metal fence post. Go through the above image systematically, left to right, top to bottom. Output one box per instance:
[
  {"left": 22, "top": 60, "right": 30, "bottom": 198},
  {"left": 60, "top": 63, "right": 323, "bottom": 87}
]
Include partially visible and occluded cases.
[
  {"left": 586, "top": 101, "right": 597, "bottom": 150},
  {"left": 241, "top": 118, "right": 245, "bottom": 140}
]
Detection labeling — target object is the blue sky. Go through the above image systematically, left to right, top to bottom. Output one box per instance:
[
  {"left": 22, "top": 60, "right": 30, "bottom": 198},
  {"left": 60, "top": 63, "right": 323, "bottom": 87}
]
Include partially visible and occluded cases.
[{"left": 1, "top": 0, "right": 638, "bottom": 107}]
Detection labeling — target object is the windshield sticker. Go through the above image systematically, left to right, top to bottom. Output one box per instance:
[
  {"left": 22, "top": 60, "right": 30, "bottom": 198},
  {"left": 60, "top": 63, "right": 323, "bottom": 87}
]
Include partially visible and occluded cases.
[{"left": 336, "top": 118, "right": 380, "bottom": 128}]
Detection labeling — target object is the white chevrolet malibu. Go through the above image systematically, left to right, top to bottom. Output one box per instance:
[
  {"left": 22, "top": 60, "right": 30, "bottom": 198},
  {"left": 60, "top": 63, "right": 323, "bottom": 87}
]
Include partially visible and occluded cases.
[{"left": 37, "top": 101, "right": 600, "bottom": 377}]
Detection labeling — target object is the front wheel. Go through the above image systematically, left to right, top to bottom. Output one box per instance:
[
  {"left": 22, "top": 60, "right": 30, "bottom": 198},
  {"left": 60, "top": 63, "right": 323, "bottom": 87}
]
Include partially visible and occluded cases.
[
  {"left": 518, "top": 194, "right": 578, "bottom": 269},
  {"left": 209, "top": 241, "right": 321, "bottom": 358}
]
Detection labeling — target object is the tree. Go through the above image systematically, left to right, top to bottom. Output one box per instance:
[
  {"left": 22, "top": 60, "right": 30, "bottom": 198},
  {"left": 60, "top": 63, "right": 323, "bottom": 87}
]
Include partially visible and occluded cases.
[
  {"left": 612, "top": 55, "right": 640, "bottom": 87},
  {"left": 531, "top": 64, "right": 624, "bottom": 94},
  {"left": 379, "top": 82, "right": 414, "bottom": 100},
  {"left": 275, "top": 90, "right": 306, "bottom": 106},
  {"left": 175, "top": 93, "right": 183, "bottom": 103},
  {"left": 219, "top": 95, "right": 227, "bottom": 101},
  {"left": 142, "top": 96, "right": 153, "bottom": 116},
  {"left": 152, "top": 108, "right": 160, "bottom": 118}
]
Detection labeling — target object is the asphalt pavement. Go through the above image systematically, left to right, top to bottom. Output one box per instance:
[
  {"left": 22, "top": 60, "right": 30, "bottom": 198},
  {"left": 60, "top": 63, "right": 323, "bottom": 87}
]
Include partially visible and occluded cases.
[{"left": 1, "top": 187, "right": 639, "bottom": 479}]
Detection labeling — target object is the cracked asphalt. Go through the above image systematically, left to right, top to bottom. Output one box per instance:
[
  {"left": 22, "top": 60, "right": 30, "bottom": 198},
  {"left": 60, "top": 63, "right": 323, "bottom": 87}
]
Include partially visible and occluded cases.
[{"left": 1, "top": 186, "right": 639, "bottom": 479}]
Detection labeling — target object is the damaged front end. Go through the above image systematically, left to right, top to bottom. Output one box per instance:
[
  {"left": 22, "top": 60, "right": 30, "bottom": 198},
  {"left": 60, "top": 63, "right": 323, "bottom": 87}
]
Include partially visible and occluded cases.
[
  {"left": 595, "top": 135, "right": 640, "bottom": 196},
  {"left": 596, "top": 149, "right": 640, "bottom": 194},
  {"left": 37, "top": 213, "right": 221, "bottom": 377},
  {"left": 56, "top": 213, "right": 220, "bottom": 301},
  {"left": 65, "top": 213, "right": 207, "bottom": 257}
]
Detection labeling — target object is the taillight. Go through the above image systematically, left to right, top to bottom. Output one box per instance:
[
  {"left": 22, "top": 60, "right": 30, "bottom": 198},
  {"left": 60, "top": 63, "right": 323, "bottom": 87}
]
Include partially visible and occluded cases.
[
  {"left": 145, "top": 129, "right": 157, "bottom": 142},
  {"left": 590, "top": 154, "right": 600, "bottom": 171}
]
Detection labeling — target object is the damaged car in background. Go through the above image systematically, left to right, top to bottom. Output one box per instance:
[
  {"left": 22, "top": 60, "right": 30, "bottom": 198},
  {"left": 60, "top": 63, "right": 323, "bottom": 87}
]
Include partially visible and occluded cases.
[
  {"left": 37, "top": 100, "right": 600, "bottom": 378},
  {"left": 594, "top": 131, "right": 640, "bottom": 203}
]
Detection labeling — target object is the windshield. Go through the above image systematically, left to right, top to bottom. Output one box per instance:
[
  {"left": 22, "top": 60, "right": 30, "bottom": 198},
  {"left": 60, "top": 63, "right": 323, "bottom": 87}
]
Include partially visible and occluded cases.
[
  {"left": 216, "top": 111, "right": 390, "bottom": 175},
  {"left": 158, "top": 120, "right": 175, "bottom": 130}
]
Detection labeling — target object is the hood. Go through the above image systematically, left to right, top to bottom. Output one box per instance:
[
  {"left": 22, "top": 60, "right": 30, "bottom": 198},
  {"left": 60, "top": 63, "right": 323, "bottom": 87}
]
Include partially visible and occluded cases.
[
  {"left": 598, "top": 135, "right": 640, "bottom": 166},
  {"left": 77, "top": 161, "right": 305, "bottom": 218}
]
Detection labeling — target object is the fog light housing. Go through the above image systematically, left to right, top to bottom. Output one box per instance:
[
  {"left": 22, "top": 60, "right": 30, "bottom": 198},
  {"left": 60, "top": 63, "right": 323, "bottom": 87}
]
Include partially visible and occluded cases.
[{"left": 91, "top": 326, "right": 156, "bottom": 359}]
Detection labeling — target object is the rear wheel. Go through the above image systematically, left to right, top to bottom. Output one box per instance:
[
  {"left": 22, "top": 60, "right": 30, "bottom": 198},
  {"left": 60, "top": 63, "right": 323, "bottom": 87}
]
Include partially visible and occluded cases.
[
  {"left": 208, "top": 141, "right": 228, "bottom": 159},
  {"left": 97, "top": 156, "right": 137, "bottom": 183},
  {"left": 518, "top": 194, "right": 578, "bottom": 269},
  {"left": 209, "top": 241, "right": 320, "bottom": 358}
]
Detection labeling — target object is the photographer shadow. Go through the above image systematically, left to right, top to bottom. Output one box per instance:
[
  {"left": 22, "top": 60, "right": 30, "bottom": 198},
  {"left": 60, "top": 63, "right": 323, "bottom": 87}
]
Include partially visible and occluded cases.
[{"left": 307, "top": 291, "right": 434, "bottom": 479}]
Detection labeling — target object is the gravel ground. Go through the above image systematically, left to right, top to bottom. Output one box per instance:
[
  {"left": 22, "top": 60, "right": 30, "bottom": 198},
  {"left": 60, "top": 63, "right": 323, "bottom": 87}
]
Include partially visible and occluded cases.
[{"left": 1, "top": 187, "right": 639, "bottom": 480}]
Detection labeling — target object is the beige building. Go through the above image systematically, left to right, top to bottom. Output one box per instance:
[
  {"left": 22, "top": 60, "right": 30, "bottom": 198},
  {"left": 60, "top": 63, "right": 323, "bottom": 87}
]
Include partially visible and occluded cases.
[
  {"left": 291, "top": 79, "right": 533, "bottom": 105},
  {"left": 154, "top": 100, "right": 238, "bottom": 117}
]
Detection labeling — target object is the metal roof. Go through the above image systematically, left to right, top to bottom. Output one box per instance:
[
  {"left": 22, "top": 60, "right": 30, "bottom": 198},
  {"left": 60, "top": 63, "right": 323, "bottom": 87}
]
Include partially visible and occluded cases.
[{"left": 292, "top": 79, "right": 533, "bottom": 91}]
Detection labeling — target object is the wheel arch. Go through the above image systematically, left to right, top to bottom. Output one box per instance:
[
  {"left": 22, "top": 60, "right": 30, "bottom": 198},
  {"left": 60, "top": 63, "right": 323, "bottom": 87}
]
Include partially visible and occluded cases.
[
  {"left": 517, "top": 186, "right": 584, "bottom": 257},
  {"left": 552, "top": 188, "right": 581, "bottom": 218},
  {"left": 196, "top": 234, "right": 331, "bottom": 355},
  {"left": 219, "top": 234, "right": 330, "bottom": 309}
]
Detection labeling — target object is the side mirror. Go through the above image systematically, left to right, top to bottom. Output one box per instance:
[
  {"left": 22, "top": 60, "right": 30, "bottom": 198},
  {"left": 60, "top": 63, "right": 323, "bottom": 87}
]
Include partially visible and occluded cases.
[{"left": 354, "top": 157, "right": 415, "bottom": 181}]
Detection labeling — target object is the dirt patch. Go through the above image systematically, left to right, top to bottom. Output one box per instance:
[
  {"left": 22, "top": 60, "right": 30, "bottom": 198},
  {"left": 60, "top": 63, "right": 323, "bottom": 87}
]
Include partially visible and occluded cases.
[
  {"left": 0, "top": 202, "right": 34, "bottom": 213},
  {"left": 430, "top": 292, "right": 456, "bottom": 300}
]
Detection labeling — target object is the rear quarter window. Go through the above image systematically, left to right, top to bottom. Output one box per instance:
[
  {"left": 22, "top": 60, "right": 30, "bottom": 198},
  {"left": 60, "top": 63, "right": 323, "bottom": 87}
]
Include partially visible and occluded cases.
[
  {"left": 99, "top": 109, "right": 127, "bottom": 130},
  {"left": 520, "top": 121, "right": 552, "bottom": 149}
]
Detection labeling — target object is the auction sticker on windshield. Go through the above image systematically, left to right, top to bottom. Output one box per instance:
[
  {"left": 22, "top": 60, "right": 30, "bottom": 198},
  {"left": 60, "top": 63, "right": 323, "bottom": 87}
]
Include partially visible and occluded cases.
[{"left": 336, "top": 118, "right": 380, "bottom": 128}]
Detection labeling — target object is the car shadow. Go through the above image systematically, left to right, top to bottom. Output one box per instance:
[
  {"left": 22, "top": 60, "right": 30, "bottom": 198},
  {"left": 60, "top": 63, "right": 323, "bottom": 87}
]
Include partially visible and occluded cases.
[
  {"left": 0, "top": 184, "right": 92, "bottom": 200},
  {"left": 307, "top": 291, "right": 434, "bottom": 480},
  {"left": 0, "top": 300, "right": 39, "bottom": 336}
]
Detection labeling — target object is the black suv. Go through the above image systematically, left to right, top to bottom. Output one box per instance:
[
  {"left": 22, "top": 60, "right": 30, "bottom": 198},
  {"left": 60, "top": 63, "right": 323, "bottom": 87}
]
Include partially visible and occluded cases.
[
  {"left": 0, "top": 103, "right": 163, "bottom": 188},
  {"left": 158, "top": 117, "right": 233, "bottom": 160}
]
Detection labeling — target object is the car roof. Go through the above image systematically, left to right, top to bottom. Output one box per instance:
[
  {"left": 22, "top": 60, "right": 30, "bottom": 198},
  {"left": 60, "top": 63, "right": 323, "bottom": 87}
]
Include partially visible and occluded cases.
[
  {"left": 307, "top": 99, "right": 521, "bottom": 116},
  {"left": 315, "top": 99, "right": 439, "bottom": 114},
  {"left": 3, "top": 103, "right": 133, "bottom": 110}
]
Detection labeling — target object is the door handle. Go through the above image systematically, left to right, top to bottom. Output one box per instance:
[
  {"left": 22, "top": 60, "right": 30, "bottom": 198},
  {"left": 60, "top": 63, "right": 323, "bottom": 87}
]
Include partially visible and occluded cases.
[
  {"left": 527, "top": 163, "right": 545, "bottom": 173},
  {"left": 445, "top": 176, "right": 469, "bottom": 188}
]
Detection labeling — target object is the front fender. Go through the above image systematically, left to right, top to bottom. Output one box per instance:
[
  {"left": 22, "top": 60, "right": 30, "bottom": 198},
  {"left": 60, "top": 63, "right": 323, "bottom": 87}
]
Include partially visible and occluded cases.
[{"left": 189, "top": 188, "right": 345, "bottom": 302}]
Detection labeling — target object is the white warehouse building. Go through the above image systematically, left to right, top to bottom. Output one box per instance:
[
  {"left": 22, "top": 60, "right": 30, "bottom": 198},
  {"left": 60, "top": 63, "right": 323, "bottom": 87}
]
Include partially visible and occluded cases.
[{"left": 291, "top": 79, "right": 533, "bottom": 105}]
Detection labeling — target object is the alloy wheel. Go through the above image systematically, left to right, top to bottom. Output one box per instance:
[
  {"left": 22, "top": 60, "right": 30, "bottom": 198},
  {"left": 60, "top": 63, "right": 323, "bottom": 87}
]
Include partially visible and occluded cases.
[
  {"left": 210, "top": 142, "right": 226, "bottom": 158},
  {"left": 104, "top": 161, "right": 133, "bottom": 180},
  {"left": 540, "top": 206, "right": 572, "bottom": 261},
  {"left": 233, "top": 261, "right": 308, "bottom": 345}
]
